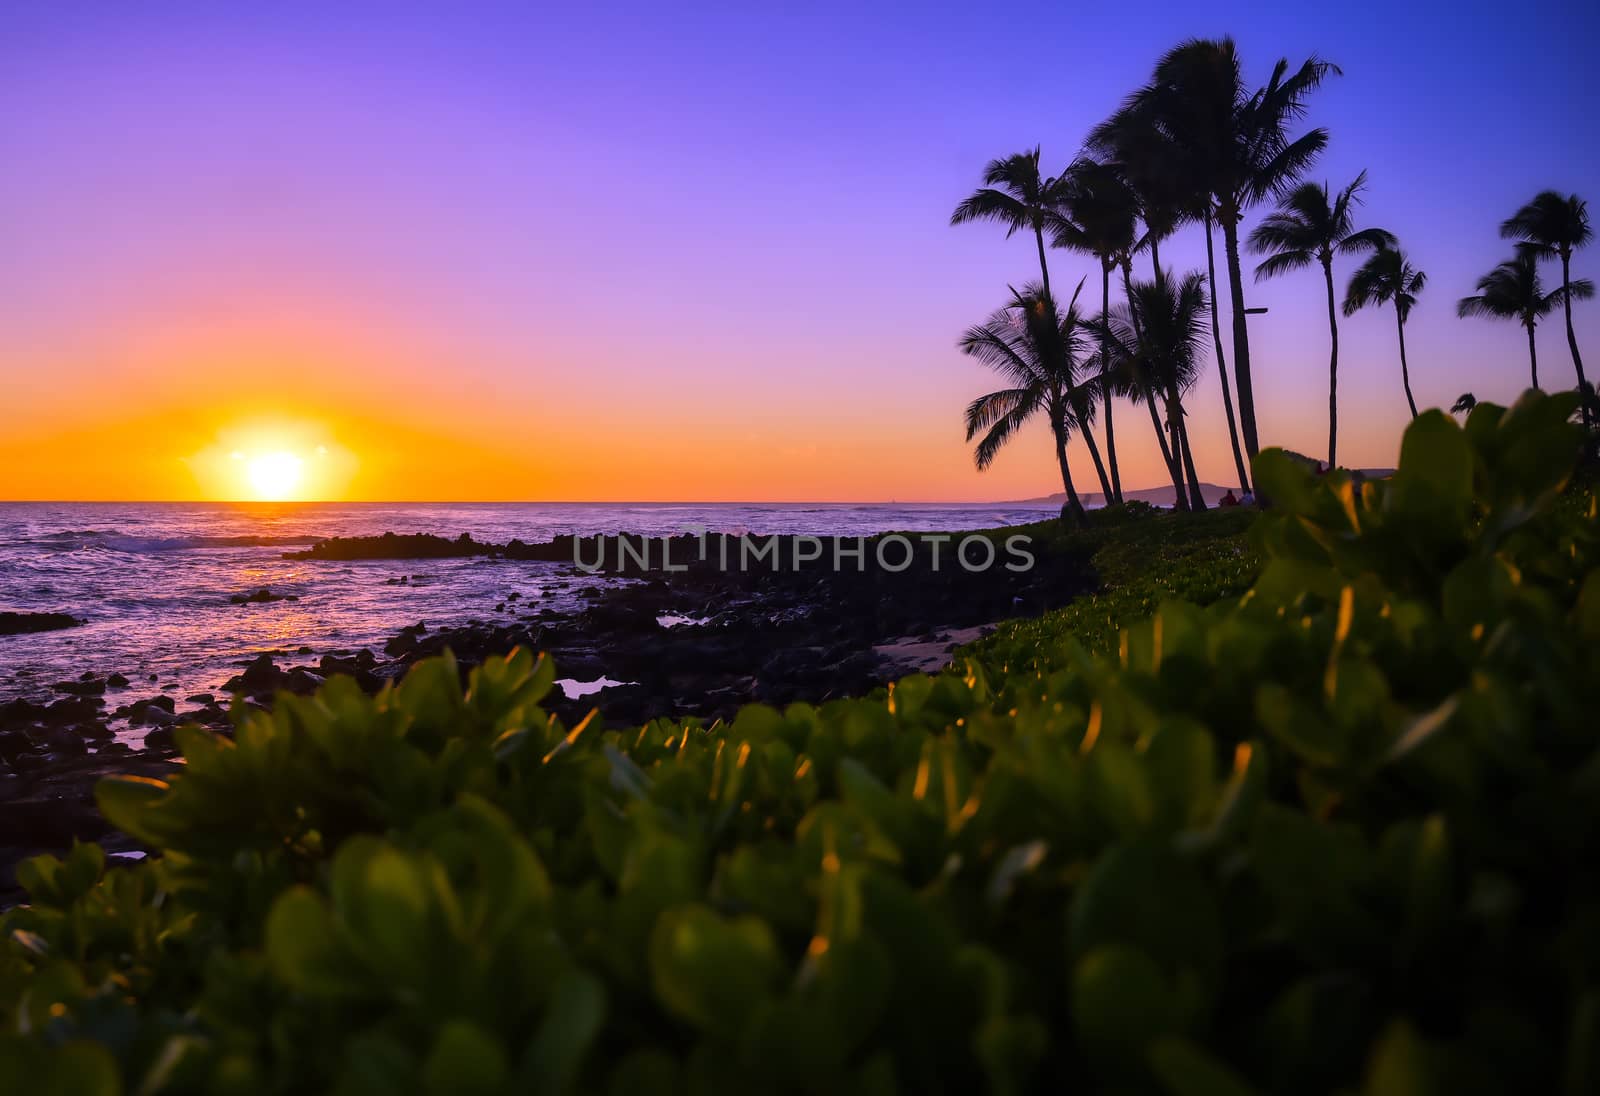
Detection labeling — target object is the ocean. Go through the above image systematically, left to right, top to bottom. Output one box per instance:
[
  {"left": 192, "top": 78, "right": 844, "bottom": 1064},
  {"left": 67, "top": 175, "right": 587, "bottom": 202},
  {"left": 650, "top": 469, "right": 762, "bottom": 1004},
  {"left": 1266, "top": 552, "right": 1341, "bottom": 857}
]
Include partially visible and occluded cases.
[{"left": 0, "top": 501, "right": 1057, "bottom": 707}]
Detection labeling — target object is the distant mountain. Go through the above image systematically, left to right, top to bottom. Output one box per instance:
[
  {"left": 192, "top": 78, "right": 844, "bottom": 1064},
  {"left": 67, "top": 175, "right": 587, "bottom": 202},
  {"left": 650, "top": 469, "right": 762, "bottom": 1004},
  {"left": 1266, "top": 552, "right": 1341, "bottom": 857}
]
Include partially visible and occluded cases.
[
  {"left": 1003, "top": 466, "right": 1395, "bottom": 509},
  {"left": 1003, "top": 483, "right": 1235, "bottom": 508}
]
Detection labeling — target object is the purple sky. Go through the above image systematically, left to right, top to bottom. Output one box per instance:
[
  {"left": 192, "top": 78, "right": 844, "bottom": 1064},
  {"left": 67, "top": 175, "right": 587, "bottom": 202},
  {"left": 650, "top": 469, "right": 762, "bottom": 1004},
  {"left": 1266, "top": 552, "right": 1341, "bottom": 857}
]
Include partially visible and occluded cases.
[{"left": 2, "top": 0, "right": 1596, "bottom": 500}]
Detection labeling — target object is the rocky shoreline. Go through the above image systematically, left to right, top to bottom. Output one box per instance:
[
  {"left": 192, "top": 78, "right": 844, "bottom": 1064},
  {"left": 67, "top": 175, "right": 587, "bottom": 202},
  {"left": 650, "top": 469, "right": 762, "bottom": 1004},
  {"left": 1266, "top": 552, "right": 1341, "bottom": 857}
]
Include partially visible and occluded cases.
[{"left": 1, "top": 522, "right": 1094, "bottom": 899}]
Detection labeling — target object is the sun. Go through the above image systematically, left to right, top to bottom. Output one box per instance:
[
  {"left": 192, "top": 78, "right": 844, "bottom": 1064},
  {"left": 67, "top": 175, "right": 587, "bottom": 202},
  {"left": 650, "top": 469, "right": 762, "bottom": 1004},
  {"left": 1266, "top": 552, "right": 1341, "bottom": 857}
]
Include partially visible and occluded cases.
[{"left": 245, "top": 451, "right": 305, "bottom": 500}]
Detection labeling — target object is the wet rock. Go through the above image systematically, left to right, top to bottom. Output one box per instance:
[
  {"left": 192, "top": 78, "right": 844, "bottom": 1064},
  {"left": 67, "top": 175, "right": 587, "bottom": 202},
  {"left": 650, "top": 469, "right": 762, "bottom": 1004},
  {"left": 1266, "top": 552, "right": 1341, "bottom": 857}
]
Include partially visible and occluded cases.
[
  {"left": 230, "top": 588, "right": 299, "bottom": 605},
  {"left": 0, "top": 612, "right": 83, "bottom": 636},
  {"left": 234, "top": 654, "right": 281, "bottom": 691},
  {"left": 284, "top": 668, "right": 325, "bottom": 694},
  {"left": 106, "top": 672, "right": 130, "bottom": 688},
  {"left": 52, "top": 678, "right": 105, "bottom": 696},
  {"left": 185, "top": 693, "right": 215, "bottom": 705},
  {"left": 44, "top": 697, "right": 101, "bottom": 725},
  {"left": 0, "top": 698, "right": 48, "bottom": 728},
  {"left": 126, "top": 698, "right": 176, "bottom": 726},
  {"left": 31, "top": 725, "right": 88, "bottom": 758},
  {"left": 0, "top": 729, "right": 33, "bottom": 765}
]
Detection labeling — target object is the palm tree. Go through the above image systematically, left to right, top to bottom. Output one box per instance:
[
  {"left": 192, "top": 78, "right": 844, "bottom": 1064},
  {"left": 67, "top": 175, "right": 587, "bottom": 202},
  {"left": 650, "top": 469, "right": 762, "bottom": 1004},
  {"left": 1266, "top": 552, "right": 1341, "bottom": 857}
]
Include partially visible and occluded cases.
[
  {"left": 1117, "top": 38, "right": 1338, "bottom": 461},
  {"left": 1093, "top": 107, "right": 1250, "bottom": 495},
  {"left": 1084, "top": 118, "right": 1192, "bottom": 281},
  {"left": 1081, "top": 122, "right": 1200, "bottom": 501},
  {"left": 951, "top": 148, "right": 1070, "bottom": 301},
  {"left": 1054, "top": 158, "right": 1140, "bottom": 503},
  {"left": 1249, "top": 172, "right": 1394, "bottom": 468},
  {"left": 1501, "top": 192, "right": 1592, "bottom": 424},
  {"left": 1344, "top": 245, "right": 1428, "bottom": 419},
  {"left": 1457, "top": 252, "right": 1590, "bottom": 389},
  {"left": 1116, "top": 255, "right": 1186, "bottom": 505},
  {"left": 1098, "top": 271, "right": 1213, "bottom": 510},
  {"left": 960, "top": 283, "right": 1099, "bottom": 524}
]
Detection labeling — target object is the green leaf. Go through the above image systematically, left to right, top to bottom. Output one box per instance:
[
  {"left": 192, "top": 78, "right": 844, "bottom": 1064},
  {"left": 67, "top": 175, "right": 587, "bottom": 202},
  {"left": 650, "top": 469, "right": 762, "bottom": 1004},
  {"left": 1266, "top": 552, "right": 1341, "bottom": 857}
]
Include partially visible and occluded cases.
[
  {"left": 1390, "top": 410, "right": 1473, "bottom": 530},
  {"left": 94, "top": 775, "right": 170, "bottom": 847},
  {"left": 1070, "top": 839, "right": 1222, "bottom": 992},
  {"left": 266, "top": 886, "right": 351, "bottom": 995},
  {"left": 649, "top": 904, "right": 785, "bottom": 1036},
  {"left": 1072, "top": 945, "right": 1180, "bottom": 1067},
  {"left": 519, "top": 968, "right": 606, "bottom": 1093},
  {"left": 1363, "top": 1020, "right": 1434, "bottom": 1096},
  {"left": 423, "top": 1021, "right": 508, "bottom": 1096},
  {"left": 1148, "top": 1037, "right": 1261, "bottom": 1096}
]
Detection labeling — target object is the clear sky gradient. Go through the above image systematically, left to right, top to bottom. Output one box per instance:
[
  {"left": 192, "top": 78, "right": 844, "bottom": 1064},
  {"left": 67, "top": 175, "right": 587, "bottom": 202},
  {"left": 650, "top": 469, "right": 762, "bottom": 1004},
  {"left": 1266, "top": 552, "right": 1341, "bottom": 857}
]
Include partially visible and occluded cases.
[{"left": 2, "top": 0, "right": 1596, "bottom": 500}]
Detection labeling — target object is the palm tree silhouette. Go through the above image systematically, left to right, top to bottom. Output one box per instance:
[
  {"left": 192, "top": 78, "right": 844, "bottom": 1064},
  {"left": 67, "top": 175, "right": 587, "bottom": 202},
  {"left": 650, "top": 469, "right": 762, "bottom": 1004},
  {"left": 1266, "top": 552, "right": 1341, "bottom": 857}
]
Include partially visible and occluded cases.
[
  {"left": 1115, "top": 38, "right": 1338, "bottom": 461},
  {"left": 1093, "top": 104, "right": 1252, "bottom": 494},
  {"left": 1078, "top": 123, "right": 1197, "bottom": 501},
  {"left": 951, "top": 149, "right": 1070, "bottom": 301},
  {"left": 1054, "top": 158, "right": 1141, "bottom": 503},
  {"left": 1250, "top": 171, "right": 1393, "bottom": 468},
  {"left": 1501, "top": 192, "right": 1592, "bottom": 423},
  {"left": 1344, "top": 245, "right": 1427, "bottom": 419},
  {"left": 1457, "top": 251, "right": 1590, "bottom": 390},
  {"left": 1115, "top": 254, "right": 1188, "bottom": 505},
  {"left": 1097, "top": 270, "right": 1213, "bottom": 510},
  {"left": 961, "top": 282, "right": 1100, "bottom": 524}
]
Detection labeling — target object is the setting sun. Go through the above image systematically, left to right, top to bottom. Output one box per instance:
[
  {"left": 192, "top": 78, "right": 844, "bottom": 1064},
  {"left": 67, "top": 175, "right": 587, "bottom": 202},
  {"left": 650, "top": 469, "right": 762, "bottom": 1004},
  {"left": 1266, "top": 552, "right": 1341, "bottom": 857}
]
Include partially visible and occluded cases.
[
  {"left": 177, "top": 418, "right": 359, "bottom": 501},
  {"left": 244, "top": 452, "right": 305, "bottom": 500}
]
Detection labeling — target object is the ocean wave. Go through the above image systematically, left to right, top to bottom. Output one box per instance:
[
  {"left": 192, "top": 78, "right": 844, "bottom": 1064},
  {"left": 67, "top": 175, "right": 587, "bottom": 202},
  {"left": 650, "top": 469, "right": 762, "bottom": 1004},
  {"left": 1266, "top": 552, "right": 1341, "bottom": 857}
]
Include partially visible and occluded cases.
[{"left": 37, "top": 533, "right": 325, "bottom": 553}]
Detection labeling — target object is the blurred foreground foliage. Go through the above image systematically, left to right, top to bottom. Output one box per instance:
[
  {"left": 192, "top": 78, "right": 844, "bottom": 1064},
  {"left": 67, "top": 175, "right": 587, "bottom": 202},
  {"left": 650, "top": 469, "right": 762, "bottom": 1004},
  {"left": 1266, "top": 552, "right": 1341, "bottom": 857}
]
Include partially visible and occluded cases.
[{"left": 3, "top": 393, "right": 1598, "bottom": 1095}]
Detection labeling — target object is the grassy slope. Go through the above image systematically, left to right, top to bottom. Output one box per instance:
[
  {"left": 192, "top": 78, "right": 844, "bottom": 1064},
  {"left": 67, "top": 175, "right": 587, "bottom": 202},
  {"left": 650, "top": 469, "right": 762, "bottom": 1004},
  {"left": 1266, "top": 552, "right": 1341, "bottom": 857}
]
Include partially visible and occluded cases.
[{"left": 962, "top": 505, "right": 1259, "bottom": 671}]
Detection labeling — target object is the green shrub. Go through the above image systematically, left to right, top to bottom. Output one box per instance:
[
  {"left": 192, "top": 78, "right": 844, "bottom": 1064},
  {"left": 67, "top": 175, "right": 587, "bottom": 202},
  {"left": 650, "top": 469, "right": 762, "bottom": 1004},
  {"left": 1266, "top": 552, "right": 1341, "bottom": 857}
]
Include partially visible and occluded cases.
[
  {"left": 3, "top": 393, "right": 1598, "bottom": 1095},
  {"left": 967, "top": 504, "right": 1258, "bottom": 663}
]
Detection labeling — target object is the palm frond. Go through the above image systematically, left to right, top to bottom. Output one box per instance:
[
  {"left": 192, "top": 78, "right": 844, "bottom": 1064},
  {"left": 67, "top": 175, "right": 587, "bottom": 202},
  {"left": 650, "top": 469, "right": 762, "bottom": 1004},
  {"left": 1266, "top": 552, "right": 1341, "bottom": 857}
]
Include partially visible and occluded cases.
[
  {"left": 1248, "top": 128, "right": 1330, "bottom": 203},
  {"left": 950, "top": 189, "right": 1027, "bottom": 234},
  {"left": 1500, "top": 190, "right": 1592, "bottom": 252},
  {"left": 1248, "top": 208, "right": 1319, "bottom": 254},
  {"left": 1338, "top": 226, "right": 1396, "bottom": 255},
  {"left": 1254, "top": 249, "right": 1316, "bottom": 281},
  {"left": 1553, "top": 278, "right": 1596, "bottom": 303},
  {"left": 964, "top": 387, "right": 1036, "bottom": 439},
  {"left": 971, "top": 404, "right": 1034, "bottom": 471}
]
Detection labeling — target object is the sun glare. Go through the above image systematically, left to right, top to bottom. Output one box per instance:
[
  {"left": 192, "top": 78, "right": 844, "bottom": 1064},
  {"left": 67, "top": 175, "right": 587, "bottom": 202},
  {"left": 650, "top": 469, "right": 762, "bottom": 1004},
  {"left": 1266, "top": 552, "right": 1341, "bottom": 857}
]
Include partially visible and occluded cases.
[{"left": 245, "top": 451, "right": 305, "bottom": 500}]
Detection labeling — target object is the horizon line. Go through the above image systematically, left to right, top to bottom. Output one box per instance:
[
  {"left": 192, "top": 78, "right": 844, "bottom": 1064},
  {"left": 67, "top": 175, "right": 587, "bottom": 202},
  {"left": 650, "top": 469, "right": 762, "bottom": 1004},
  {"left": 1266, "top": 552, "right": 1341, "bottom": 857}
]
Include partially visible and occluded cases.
[{"left": 0, "top": 487, "right": 1222, "bottom": 507}]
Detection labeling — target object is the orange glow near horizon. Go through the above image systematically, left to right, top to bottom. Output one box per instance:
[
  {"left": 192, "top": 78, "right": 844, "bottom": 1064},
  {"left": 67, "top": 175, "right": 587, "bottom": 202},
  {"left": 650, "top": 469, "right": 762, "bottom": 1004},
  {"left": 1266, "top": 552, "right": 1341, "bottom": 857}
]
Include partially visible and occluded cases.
[
  {"left": 0, "top": 390, "right": 1417, "bottom": 504},
  {"left": 182, "top": 419, "right": 358, "bottom": 502}
]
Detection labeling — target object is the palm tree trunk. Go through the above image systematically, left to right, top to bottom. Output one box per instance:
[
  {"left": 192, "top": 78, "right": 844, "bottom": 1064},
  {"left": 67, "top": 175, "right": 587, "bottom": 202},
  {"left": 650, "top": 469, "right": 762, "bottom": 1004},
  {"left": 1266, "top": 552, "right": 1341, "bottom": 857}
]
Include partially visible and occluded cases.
[
  {"left": 1219, "top": 203, "right": 1259, "bottom": 458},
  {"left": 1204, "top": 210, "right": 1251, "bottom": 492},
  {"left": 1034, "top": 224, "right": 1053, "bottom": 303},
  {"left": 1150, "top": 237, "right": 1162, "bottom": 281},
  {"left": 1562, "top": 253, "right": 1591, "bottom": 427},
  {"left": 1322, "top": 257, "right": 1339, "bottom": 470},
  {"left": 1120, "top": 261, "right": 1183, "bottom": 499},
  {"left": 1100, "top": 262, "right": 1123, "bottom": 503},
  {"left": 1395, "top": 305, "right": 1418, "bottom": 420},
  {"left": 1527, "top": 322, "right": 1540, "bottom": 391},
  {"left": 1167, "top": 380, "right": 1206, "bottom": 510},
  {"left": 1139, "top": 388, "right": 1190, "bottom": 508},
  {"left": 1144, "top": 391, "right": 1187, "bottom": 509},
  {"left": 1177, "top": 403, "right": 1206, "bottom": 510},
  {"left": 1079, "top": 420, "right": 1113, "bottom": 502},
  {"left": 1053, "top": 426, "right": 1086, "bottom": 525}
]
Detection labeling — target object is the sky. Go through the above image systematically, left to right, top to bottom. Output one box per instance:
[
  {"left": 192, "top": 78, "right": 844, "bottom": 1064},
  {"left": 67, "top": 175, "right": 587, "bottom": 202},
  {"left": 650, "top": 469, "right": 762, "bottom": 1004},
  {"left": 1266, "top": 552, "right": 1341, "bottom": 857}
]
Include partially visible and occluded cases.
[{"left": 1, "top": 0, "right": 1596, "bottom": 502}]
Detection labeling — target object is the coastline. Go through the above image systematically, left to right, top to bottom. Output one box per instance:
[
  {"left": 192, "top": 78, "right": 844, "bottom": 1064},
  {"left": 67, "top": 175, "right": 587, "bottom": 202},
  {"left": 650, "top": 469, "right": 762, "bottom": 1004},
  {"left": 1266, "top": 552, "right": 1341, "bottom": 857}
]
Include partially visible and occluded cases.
[{"left": 0, "top": 516, "right": 1101, "bottom": 894}]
